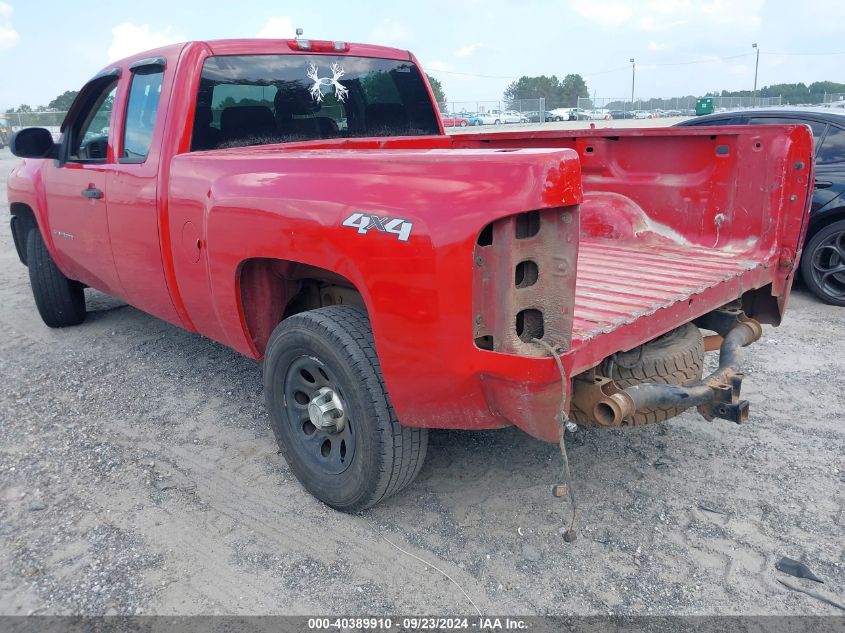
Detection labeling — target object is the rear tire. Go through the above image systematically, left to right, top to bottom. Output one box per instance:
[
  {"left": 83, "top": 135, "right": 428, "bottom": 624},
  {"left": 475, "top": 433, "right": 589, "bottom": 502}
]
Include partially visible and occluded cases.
[
  {"left": 800, "top": 219, "right": 845, "bottom": 306},
  {"left": 26, "top": 230, "right": 86, "bottom": 328},
  {"left": 264, "top": 306, "right": 428, "bottom": 511},
  {"left": 601, "top": 323, "right": 704, "bottom": 425}
]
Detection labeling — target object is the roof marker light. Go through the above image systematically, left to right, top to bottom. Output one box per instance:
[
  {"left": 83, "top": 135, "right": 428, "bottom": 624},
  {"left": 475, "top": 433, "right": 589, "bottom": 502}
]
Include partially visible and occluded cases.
[{"left": 287, "top": 39, "right": 350, "bottom": 53}]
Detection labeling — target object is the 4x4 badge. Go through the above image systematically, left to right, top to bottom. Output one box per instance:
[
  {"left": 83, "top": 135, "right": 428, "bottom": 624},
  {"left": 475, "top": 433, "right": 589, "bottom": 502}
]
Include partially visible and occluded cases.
[{"left": 342, "top": 212, "right": 413, "bottom": 242}]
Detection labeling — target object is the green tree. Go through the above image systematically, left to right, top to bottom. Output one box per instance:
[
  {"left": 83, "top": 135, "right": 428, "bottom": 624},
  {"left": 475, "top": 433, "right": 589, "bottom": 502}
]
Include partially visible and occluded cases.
[
  {"left": 426, "top": 74, "right": 446, "bottom": 107},
  {"left": 502, "top": 74, "right": 589, "bottom": 109},
  {"left": 560, "top": 74, "right": 589, "bottom": 108},
  {"left": 504, "top": 75, "right": 564, "bottom": 108},
  {"left": 47, "top": 90, "right": 79, "bottom": 111}
]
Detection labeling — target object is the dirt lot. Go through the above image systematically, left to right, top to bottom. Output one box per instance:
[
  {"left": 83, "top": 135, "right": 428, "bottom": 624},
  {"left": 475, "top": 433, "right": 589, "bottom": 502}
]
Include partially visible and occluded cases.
[{"left": 0, "top": 146, "right": 842, "bottom": 617}]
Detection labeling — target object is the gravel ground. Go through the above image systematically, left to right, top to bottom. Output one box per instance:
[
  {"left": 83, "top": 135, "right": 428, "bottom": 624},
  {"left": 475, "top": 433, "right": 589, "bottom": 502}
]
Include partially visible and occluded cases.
[{"left": 0, "top": 146, "right": 843, "bottom": 617}]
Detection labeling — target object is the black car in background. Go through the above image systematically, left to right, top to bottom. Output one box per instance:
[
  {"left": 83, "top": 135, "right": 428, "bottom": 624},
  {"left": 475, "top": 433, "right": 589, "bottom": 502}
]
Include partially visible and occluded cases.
[
  {"left": 677, "top": 108, "right": 845, "bottom": 306},
  {"left": 525, "top": 111, "right": 564, "bottom": 123}
]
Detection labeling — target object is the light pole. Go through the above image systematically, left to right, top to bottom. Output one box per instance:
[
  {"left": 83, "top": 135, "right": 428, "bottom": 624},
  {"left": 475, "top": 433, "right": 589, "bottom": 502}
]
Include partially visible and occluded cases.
[
  {"left": 752, "top": 43, "right": 759, "bottom": 104},
  {"left": 630, "top": 58, "right": 635, "bottom": 112}
]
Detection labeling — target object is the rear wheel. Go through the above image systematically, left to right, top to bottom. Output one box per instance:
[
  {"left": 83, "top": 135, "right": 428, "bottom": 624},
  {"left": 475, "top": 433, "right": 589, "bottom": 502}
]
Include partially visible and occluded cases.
[
  {"left": 460, "top": 121, "right": 468, "bottom": 127},
  {"left": 800, "top": 219, "right": 845, "bottom": 306},
  {"left": 26, "top": 230, "right": 86, "bottom": 328},
  {"left": 263, "top": 306, "right": 428, "bottom": 511}
]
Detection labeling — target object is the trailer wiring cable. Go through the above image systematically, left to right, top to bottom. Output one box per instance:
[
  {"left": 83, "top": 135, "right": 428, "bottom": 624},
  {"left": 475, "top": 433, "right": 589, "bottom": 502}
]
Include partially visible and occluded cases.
[{"left": 532, "top": 337, "right": 578, "bottom": 543}]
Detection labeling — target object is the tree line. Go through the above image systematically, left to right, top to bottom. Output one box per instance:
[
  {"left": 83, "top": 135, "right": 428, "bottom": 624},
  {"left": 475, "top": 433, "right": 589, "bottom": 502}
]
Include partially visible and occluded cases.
[{"left": 706, "top": 81, "right": 845, "bottom": 105}]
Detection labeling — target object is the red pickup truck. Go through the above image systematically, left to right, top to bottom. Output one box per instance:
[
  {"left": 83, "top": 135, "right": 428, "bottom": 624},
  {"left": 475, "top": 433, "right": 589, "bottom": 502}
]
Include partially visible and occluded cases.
[{"left": 7, "top": 38, "right": 813, "bottom": 512}]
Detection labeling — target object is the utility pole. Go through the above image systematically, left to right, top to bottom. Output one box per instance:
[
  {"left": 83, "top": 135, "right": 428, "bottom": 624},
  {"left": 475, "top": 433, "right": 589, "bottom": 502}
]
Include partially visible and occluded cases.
[
  {"left": 752, "top": 43, "right": 759, "bottom": 105},
  {"left": 630, "top": 58, "right": 635, "bottom": 112}
]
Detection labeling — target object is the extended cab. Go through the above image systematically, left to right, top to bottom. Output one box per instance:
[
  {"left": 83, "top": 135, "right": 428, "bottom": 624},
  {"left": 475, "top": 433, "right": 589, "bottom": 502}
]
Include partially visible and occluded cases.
[{"left": 8, "top": 39, "right": 814, "bottom": 511}]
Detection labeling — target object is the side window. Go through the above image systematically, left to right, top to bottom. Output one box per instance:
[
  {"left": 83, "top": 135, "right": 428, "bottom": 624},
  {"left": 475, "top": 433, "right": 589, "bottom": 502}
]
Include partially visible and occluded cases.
[
  {"left": 122, "top": 68, "right": 164, "bottom": 162},
  {"left": 68, "top": 81, "right": 117, "bottom": 162},
  {"left": 685, "top": 117, "right": 739, "bottom": 127},
  {"left": 747, "top": 117, "right": 827, "bottom": 151},
  {"left": 818, "top": 126, "right": 845, "bottom": 164}
]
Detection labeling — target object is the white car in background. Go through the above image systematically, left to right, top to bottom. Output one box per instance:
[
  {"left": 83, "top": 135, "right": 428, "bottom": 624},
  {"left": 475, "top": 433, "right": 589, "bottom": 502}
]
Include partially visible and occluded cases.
[
  {"left": 587, "top": 109, "right": 612, "bottom": 120},
  {"left": 476, "top": 110, "right": 528, "bottom": 125},
  {"left": 499, "top": 110, "right": 528, "bottom": 123},
  {"left": 633, "top": 110, "right": 653, "bottom": 119},
  {"left": 475, "top": 112, "right": 500, "bottom": 125}
]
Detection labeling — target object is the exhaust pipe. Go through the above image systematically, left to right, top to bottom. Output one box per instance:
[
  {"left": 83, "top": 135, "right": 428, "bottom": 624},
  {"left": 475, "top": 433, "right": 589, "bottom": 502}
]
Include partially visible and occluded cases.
[
  {"left": 572, "top": 310, "right": 762, "bottom": 426},
  {"left": 623, "top": 314, "right": 762, "bottom": 424}
]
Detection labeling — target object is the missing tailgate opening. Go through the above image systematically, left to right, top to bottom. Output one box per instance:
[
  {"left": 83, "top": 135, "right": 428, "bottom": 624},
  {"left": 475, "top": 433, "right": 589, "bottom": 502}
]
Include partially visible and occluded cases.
[
  {"left": 515, "top": 210, "right": 540, "bottom": 239},
  {"left": 516, "top": 309, "right": 544, "bottom": 342}
]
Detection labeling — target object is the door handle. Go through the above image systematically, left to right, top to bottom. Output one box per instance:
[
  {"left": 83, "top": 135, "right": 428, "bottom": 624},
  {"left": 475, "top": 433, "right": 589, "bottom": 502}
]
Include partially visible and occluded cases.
[
  {"left": 814, "top": 179, "right": 833, "bottom": 189},
  {"left": 81, "top": 187, "right": 103, "bottom": 200}
]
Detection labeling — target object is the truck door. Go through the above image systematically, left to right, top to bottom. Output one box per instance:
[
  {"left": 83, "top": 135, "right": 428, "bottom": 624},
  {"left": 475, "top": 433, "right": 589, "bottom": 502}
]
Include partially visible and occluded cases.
[
  {"left": 106, "top": 57, "right": 182, "bottom": 326},
  {"left": 44, "top": 73, "right": 124, "bottom": 297}
]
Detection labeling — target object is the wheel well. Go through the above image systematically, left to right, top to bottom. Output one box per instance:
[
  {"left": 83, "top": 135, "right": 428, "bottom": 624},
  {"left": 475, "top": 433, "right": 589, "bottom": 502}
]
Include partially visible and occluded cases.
[
  {"left": 9, "top": 202, "right": 38, "bottom": 266},
  {"left": 806, "top": 205, "right": 845, "bottom": 243},
  {"left": 238, "top": 258, "right": 366, "bottom": 356}
]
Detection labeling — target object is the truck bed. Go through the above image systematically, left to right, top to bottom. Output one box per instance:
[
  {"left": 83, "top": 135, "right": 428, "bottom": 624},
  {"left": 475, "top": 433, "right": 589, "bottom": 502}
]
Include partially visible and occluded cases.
[{"left": 573, "top": 238, "right": 760, "bottom": 343}]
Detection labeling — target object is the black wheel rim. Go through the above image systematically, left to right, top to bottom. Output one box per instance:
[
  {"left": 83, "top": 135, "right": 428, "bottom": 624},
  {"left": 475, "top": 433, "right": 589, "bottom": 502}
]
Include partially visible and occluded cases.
[
  {"left": 810, "top": 228, "right": 845, "bottom": 301},
  {"left": 283, "top": 355, "right": 355, "bottom": 475}
]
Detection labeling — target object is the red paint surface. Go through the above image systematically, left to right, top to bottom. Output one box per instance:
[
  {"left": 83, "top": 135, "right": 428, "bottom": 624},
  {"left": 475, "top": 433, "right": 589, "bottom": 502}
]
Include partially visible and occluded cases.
[{"left": 7, "top": 40, "right": 814, "bottom": 442}]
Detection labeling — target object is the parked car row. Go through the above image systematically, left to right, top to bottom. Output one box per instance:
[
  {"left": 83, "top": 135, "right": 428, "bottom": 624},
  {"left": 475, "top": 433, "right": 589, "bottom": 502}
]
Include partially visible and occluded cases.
[
  {"left": 440, "top": 106, "right": 697, "bottom": 127},
  {"left": 441, "top": 110, "right": 530, "bottom": 126}
]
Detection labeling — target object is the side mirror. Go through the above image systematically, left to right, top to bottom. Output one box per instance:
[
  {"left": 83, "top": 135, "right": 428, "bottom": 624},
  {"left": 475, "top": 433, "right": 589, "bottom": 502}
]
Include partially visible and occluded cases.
[{"left": 10, "top": 127, "right": 58, "bottom": 159}]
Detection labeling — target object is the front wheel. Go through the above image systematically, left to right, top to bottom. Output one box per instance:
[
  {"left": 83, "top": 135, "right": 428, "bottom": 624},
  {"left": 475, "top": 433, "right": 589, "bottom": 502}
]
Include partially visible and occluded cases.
[
  {"left": 460, "top": 121, "right": 468, "bottom": 127},
  {"left": 800, "top": 219, "right": 845, "bottom": 306},
  {"left": 26, "top": 230, "right": 86, "bottom": 327},
  {"left": 264, "top": 306, "right": 428, "bottom": 511}
]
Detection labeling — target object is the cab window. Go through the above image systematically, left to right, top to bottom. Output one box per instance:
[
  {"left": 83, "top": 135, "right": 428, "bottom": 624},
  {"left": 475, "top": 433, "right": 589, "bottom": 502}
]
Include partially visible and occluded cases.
[
  {"left": 191, "top": 54, "right": 439, "bottom": 151},
  {"left": 122, "top": 67, "right": 164, "bottom": 162},
  {"left": 68, "top": 81, "right": 117, "bottom": 162}
]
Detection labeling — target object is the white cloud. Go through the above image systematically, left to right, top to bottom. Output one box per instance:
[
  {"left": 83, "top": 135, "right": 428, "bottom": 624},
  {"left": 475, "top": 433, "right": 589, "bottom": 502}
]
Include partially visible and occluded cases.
[
  {"left": 571, "top": 0, "right": 633, "bottom": 27},
  {"left": 572, "top": 0, "right": 762, "bottom": 31},
  {"left": 699, "top": 0, "right": 763, "bottom": 27},
  {"left": 0, "top": 2, "right": 19, "bottom": 50},
  {"left": 257, "top": 16, "right": 295, "bottom": 39},
  {"left": 636, "top": 16, "right": 687, "bottom": 31},
  {"left": 369, "top": 18, "right": 413, "bottom": 47},
  {"left": 107, "top": 22, "right": 184, "bottom": 61},
  {"left": 647, "top": 41, "right": 667, "bottom": 51},
  {"left": 454, "top": 43, "right": 481, "bottom": 58},
  {"left": 425, "top": 60, "right": 453, "bottom": 73},
  {"left": 729, "top": 64, "right": 750, "bottom": 75}
]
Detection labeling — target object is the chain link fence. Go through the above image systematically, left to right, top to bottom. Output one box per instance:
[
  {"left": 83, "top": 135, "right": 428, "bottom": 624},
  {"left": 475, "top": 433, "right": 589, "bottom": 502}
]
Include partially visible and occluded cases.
[
  {"left": 822, "top": 93, "right": 845, "bottom": 104},
  {"left": 577, "top": 95, "right": 782, "bottom": 113},
  {"left": 438, "top": 99, "right": 551, "bottom": 122},
  {"left": 2, "top": 111, "right": 67, "bottom": 142}
]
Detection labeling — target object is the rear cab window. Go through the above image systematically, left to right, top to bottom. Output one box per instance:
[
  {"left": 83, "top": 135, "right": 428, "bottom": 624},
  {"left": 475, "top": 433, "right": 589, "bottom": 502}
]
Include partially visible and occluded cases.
[{"left": 191, "top": 54, "right": 440, "bottom": 151}]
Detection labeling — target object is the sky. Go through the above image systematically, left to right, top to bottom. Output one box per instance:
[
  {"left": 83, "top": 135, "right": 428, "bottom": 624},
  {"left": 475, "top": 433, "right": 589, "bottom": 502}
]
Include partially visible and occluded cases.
[{"left": 0, "top": 0, "right": 843, "bottom": 111}]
